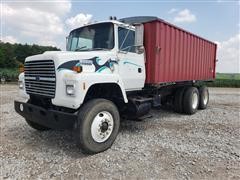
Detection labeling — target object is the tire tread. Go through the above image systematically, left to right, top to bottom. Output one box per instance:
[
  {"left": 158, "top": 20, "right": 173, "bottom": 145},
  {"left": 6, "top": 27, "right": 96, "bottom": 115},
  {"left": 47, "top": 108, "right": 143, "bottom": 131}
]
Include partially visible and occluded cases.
[{"left": 76, "top": 98, "right": 120, "bottom": 154}]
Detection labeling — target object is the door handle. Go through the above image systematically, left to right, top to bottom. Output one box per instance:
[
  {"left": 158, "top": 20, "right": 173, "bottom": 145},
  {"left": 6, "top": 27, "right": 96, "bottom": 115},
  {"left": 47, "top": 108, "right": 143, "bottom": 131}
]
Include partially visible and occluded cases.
[{"left": 138, "top": 68, "right": 142, "bottom": 73}]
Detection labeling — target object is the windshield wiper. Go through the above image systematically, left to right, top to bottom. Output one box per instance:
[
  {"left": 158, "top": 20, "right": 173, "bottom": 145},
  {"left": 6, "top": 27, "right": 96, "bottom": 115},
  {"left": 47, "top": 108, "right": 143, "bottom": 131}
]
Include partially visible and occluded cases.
[
  {"left": 75, "top": 46, "right": 87, "bottom": 51},
  {"left": 91, "top": 48, "right": 109, "bottom": 51}
]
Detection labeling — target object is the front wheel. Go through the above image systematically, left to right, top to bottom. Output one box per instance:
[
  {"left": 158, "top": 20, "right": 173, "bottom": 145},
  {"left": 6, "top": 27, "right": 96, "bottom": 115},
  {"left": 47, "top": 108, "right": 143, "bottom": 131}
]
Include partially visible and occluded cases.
[{"left": 75, "top": 99, "right": 120, "bottom": 154}]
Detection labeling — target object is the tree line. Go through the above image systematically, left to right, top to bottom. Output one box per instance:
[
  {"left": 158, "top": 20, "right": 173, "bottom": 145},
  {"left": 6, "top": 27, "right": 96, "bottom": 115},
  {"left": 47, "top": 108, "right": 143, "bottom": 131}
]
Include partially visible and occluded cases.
[{"left": 0, "top": 41, "right": 60, "bottom": 68}]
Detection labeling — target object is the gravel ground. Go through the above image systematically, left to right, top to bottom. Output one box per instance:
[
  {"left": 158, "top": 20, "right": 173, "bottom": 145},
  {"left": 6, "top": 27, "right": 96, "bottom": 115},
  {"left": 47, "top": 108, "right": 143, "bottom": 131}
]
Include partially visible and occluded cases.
[{"left": 0, "top": 85, "right": 240, "bottom": 179}]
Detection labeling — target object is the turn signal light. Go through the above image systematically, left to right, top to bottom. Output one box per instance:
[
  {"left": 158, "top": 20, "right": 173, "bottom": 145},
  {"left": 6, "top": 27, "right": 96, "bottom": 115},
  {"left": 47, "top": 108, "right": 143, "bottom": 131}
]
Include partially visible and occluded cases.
[{"left": 72, "top": 66, "right": 82, "bottom": 73}]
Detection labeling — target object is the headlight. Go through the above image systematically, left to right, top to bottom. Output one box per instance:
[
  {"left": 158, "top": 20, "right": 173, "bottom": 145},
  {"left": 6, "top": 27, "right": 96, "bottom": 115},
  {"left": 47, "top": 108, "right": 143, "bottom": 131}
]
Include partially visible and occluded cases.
[
  {"left": 18, "top": 81, "right": 24, "bottom": 89},
  {"left": 66, "top": 84, "right": 75, "bottom": 96}
]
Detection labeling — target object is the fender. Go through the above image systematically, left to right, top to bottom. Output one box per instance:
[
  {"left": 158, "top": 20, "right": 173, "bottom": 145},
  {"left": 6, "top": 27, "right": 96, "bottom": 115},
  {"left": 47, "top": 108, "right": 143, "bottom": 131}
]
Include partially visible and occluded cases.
[
  {"left": 52, "top": 72, "right": 128, "bottom": 109},
  {"left": 79, "top": 73, "right": 128, "bottom": 103}
]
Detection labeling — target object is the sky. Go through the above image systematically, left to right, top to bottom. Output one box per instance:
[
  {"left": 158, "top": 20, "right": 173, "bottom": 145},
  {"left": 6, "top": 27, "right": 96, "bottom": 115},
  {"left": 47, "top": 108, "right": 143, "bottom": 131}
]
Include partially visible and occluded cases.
[{"left": 0, "top": 0, "right": 239, "bottom": 73}]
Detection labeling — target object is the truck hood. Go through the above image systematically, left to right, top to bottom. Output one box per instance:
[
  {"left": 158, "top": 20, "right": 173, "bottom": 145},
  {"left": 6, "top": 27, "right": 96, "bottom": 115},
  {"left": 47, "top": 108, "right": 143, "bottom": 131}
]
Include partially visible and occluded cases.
[{"left": 25, "top": 50, "right": 118, "bottom": 73}]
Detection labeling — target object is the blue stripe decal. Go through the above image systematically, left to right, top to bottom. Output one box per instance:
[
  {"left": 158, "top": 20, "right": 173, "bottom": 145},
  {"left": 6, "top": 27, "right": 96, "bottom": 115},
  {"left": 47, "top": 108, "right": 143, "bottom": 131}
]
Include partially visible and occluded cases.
[
  {"left": 123, "top": 61, "right": 142, "bottom": 67},
  {"left": 96, "top": 66, "right": 107, "bottom": 72}
]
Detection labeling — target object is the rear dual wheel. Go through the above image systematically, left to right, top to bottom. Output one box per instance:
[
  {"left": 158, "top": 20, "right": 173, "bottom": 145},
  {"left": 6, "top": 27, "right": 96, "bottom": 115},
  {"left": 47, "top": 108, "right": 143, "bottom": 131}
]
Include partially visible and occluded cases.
[
  {"left": 174, "top": 86, "right": 209, "bottom": 115},
  {"left": 198, "top": 86, "right": 209, "bottom": 109},
  {"left": 173, "top": 87, "right": 186, "bottom": 113},
  {"left": 182, "top": 87, "right": 199, "bottom": 114}
]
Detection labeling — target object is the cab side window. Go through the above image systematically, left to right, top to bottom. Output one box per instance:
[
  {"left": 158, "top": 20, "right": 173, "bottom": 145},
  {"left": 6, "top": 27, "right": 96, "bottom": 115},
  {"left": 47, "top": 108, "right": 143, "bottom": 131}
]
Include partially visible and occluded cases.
[{"left": 118, "top": 27, "right": 135, "bottom": 53}]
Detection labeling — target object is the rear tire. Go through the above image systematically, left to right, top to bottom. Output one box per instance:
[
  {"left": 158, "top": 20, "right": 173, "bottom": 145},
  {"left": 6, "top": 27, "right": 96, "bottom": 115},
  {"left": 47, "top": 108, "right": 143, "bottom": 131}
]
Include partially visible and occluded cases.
[
  {"left": 198, "top": 86, "right": 209, "bottom": 109},
  {"left": 173, "top": 87, "right": 186, "bottom": 113},
  {"left": 183, "top": 87, "right": 199, "bottom": 115},
  {"left": 75, "top": 98, "right": 120, "bottom": 154},
  {"left": 25, "top": 119, "right": 51, "bottom": 131}
]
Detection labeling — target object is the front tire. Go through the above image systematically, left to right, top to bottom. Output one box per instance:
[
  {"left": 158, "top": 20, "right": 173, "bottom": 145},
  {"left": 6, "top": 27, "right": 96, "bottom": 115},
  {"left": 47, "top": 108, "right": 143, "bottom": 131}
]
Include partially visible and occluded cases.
[{"left": 75, "top": 99, "right": 120, "bottom": 154}]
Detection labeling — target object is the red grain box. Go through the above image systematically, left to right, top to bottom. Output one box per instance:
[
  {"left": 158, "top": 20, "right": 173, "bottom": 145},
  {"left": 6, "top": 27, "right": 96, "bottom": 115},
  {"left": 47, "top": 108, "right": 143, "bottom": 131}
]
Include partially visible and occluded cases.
[{"left": 143, "top": 19, "right": 217, "bottom": 84}]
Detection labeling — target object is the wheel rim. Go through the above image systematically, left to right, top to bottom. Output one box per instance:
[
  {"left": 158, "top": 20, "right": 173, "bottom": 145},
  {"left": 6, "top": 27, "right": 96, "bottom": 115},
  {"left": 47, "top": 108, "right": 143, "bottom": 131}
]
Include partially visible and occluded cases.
[
  {"left": 203, "top": 90, "right": 208, "bottom": 105},
  {"left": 192, "top": 92, "right": 198, "bottom": 109},
  {"left": 91, "top": 111, "right": 114, "bottom": 143}
]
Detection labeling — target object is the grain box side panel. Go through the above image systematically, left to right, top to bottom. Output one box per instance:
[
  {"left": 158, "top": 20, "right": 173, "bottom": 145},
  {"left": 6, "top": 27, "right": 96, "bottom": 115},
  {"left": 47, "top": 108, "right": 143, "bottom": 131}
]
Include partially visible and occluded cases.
[
  {"left": 144, "top": 20, "right": 217, "bottom": 84},
  {"left": 144, "top": 22, "right": 157, "bottom": 83},
  {"left": 155, "top": 22, "right": 162, "bottom": 82},
  {"left": 164, "top": 25, "right": 171, "bottom": 82},
  {"left": 169, "top": 25, "right": 175, "bottom": 81},
  {"left": 169, "top": 25, "right": 176, "bottom": 81},
  {"left": 172, "top": 27, "right": 178, "bottom": 81},
  {"left": 175, "top": 29, "right": 181, "bottom": 81},
  {"left": 179, "top": 29, "right": 184, "bottom": 81},
  {"left": 183, "top": 34, "right": 187, "bottom": 79},
  {"left": 189, "top": 35, "right": 194, "bottom": 79},
  {"left": 193, "top": 36, "right": 198, "bottom": 79},
  {"left": 196, "top": 38, "right": 201, "bottom": 79},
  {"left": 204, "top": 39, "right": 208, "bottom": 79},
  {"left": 213, "top": 44, "right": 217, "bottom": 79}
]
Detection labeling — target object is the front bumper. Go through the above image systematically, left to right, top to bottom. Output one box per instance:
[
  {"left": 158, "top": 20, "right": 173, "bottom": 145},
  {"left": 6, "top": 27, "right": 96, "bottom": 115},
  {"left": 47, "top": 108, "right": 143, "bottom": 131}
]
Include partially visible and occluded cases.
[{"left": 14, "top": 101, "right": 77, "bottom": 130}]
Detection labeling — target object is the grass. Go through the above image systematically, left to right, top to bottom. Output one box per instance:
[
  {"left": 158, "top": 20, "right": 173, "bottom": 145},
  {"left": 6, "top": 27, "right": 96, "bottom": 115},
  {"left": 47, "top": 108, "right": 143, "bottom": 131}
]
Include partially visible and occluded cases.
[
  {"left": 0, "top": 68, "right": 19, "bottom": 81},
  {"left": 203, "top": 73, "right": 240, "bottom": 88},
  {"left": 216, "top": 73, "right": 240, "bottom": 80},
  {"left": 205, "top": 79, "right": 240, "bottom": 88}
]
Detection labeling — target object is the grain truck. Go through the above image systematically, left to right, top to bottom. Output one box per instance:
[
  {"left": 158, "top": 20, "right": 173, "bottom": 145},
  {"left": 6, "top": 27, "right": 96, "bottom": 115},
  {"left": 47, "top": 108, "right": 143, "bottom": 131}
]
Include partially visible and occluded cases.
[{"left": 14, "top": 16, "right": 217, "bottom": 154}]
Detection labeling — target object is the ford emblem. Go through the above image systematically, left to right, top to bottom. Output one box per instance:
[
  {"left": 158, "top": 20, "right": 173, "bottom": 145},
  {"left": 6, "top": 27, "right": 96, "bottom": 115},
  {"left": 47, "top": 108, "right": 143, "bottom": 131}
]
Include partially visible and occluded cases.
[{"left": 36, "top": 76, "right": 40, "bottom": 81}]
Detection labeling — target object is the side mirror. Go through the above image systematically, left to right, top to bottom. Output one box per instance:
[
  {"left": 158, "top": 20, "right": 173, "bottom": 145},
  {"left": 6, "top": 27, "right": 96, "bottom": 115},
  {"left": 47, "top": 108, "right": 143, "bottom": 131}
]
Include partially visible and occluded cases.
[
  {"left": 134, "top": 24, "right": 144, "bottom": 47},
  {"left": 136, "top": 46, "right": 144, "bottom": 54}
]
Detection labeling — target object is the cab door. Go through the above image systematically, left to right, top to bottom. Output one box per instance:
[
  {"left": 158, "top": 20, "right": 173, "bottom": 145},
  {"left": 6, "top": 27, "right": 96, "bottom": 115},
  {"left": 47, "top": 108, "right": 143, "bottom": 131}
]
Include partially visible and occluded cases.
[{"left": 117, "top": 26, "right": 145, "bottom": 90}]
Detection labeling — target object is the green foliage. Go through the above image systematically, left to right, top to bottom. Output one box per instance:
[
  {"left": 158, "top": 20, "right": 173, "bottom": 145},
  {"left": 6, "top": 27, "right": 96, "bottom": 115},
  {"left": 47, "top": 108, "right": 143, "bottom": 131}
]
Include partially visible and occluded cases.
[
  {"left": 0, "top": 42, "right": 60, "bottom": 68},
  {"left": 0, "top": 42, "right": 60, "bottom": 81},
  {"left": 0, "top": 43, "right": 16, "bottom": 68},
  {"left": 0, "top": 68, "right": 19, "bottom": 81},
  {"left": 201, "top": 73, "right": 240, "bottom": 88},
  {"left": 216, "top": 73, "right": 240, "bottom": 80},
  {"left": 206, "top": 79, "right": 240, "bottom": 88}
]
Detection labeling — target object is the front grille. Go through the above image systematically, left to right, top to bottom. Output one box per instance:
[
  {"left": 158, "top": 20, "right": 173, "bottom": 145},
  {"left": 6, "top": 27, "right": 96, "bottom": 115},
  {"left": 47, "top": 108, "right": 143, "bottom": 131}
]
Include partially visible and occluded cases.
[{"left": 24, "top": 60, "right": 56, "bottom": 98}]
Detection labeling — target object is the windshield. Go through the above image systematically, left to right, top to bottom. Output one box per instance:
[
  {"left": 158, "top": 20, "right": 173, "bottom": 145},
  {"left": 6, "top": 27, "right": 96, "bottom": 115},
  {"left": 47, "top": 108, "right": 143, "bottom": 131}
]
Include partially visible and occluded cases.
[{"left": 67, "top": 22, "right": 114, "bottom": 51}]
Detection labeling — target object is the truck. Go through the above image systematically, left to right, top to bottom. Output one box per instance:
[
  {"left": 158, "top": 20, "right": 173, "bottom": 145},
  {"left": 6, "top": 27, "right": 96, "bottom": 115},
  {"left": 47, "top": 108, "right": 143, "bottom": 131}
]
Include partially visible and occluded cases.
[{"left": 14, "top": 16, "right": 217, "bottom": 154}]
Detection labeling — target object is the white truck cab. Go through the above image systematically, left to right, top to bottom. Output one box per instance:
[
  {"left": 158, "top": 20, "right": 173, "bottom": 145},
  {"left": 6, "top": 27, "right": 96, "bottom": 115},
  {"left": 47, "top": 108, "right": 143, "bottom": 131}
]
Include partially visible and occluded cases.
[{"left": 19, "top": 20, "right": 145, "bottom": 109}]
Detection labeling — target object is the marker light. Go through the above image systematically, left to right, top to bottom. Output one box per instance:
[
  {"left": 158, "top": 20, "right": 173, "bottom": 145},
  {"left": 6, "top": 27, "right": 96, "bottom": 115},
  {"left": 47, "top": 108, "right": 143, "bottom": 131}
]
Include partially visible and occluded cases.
[{"left": 72, "top": 66, "right": 82, "bottom": 73}]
